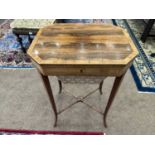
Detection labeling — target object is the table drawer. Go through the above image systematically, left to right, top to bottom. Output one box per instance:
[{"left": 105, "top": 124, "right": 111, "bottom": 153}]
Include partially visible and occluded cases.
[{"left": 40, "top": 65, "right": 126, "bottom": 76}]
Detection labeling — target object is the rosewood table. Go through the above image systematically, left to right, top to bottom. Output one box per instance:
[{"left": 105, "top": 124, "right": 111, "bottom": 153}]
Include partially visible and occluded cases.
[{"left": 27, "top": 23, "right": 138, "bottom": 128}]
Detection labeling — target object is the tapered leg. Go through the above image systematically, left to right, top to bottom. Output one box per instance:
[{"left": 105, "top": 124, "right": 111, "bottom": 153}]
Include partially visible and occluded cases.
[
  {"left": 39, "top": 72, "right": 58, "bottom": 127},
  {"left": 103, "top": 73, "right": 126, "bottom": 128},
  {"left": 58, "top": 80, "right": 62, "bottom": 94},
  {"left": 99, "top": 80, "right": 104, "bottom": 95}
]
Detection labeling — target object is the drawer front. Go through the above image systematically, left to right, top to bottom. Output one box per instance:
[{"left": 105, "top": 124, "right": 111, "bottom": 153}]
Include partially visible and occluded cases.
[{"left": 41, "top": 65, "right": 125, "bottom": 76}]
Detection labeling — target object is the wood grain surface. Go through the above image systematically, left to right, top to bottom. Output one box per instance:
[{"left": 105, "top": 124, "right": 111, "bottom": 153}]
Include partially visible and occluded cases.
[{"left": 28, "top": 23, "right": 138, "bottom": 76}]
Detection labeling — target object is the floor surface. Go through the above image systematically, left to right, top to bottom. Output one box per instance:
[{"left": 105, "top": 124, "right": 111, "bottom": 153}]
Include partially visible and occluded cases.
[{"left": 0, "top": 69, "right": 155, "bottom": 134}]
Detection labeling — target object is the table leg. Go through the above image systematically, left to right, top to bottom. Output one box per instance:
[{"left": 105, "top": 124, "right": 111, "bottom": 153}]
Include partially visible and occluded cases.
[
  {"left": 141, "top": 19, "right": 155, "bottom": 43},
  {"left": 16, "top": 34, "right": 26, "bottom": 53},
  {"left": 28, "top": 34, "right": 33, "bottom": 44},
  {"left": 39, "top": 72, "right": 58, "bottom": 127},
  {"left": 103, "top": 73, "right": 126, "bottom": 128},
  {"left": 58, "top": 80, "right": 62, "bottom": 94},
  {"left": 99, "top": 80, "right": 104, "bottom": 95}
]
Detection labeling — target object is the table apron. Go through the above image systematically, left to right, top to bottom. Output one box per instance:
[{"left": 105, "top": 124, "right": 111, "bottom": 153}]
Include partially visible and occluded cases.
[{"left": 35, "top": 64, "right": 129, "bottom": 77}]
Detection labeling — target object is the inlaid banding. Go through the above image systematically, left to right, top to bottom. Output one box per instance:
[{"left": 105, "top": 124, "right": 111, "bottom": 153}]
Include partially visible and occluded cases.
[{"left": 45, "top": 23, "right": 114, "bottom": 28}]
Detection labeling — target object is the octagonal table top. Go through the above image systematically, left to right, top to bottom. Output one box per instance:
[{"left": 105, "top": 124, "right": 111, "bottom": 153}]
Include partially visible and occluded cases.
[{"left": 28, "top": 23, "right": 138, "bottom": 67}]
